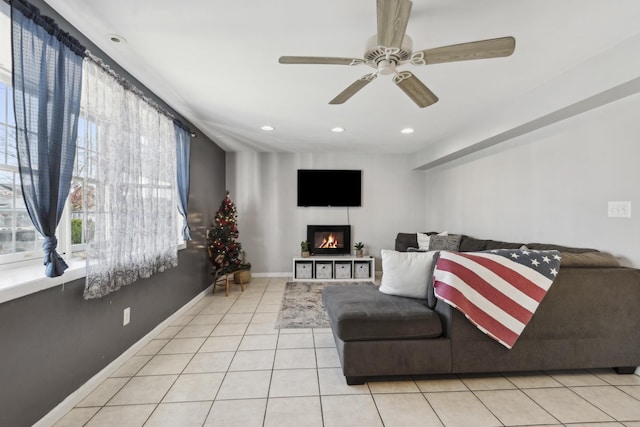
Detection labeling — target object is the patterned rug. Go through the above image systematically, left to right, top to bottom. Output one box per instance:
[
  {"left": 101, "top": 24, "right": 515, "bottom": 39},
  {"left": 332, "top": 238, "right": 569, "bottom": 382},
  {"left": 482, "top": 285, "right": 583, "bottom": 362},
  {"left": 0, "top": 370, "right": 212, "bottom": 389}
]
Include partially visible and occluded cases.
[{"left": 275, "top": 281, "right": 375, "bottom": 329}]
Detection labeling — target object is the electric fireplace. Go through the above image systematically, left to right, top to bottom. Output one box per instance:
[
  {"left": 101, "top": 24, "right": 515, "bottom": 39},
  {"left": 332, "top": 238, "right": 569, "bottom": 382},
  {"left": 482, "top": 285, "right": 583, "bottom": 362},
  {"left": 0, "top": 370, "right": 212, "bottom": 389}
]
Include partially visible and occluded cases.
[{"left": 307, "top": 225, "right": 351, "bottom": 255}]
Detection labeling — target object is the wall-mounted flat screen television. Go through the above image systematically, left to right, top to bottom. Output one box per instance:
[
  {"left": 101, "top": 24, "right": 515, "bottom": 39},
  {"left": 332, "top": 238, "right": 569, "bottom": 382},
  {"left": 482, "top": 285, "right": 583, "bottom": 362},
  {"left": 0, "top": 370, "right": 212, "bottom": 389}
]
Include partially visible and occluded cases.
[{"left": 297, "top": 169, "right": 362, "bottom": 207}]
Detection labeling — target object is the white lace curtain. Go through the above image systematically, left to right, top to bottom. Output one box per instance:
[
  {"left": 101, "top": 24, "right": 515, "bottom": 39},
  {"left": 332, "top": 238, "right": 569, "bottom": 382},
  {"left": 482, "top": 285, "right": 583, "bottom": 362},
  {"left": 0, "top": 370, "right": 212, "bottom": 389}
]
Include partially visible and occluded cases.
[{"left": 82, "top": 58, "right": 178, "bottom": 299}]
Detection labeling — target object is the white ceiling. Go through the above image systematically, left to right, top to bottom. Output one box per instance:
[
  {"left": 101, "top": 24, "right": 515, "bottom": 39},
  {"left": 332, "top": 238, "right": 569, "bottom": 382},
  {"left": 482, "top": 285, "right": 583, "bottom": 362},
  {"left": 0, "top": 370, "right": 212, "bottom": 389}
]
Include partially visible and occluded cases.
[{"left": 39, "top": 0, "right": 640, "bottom": 160}]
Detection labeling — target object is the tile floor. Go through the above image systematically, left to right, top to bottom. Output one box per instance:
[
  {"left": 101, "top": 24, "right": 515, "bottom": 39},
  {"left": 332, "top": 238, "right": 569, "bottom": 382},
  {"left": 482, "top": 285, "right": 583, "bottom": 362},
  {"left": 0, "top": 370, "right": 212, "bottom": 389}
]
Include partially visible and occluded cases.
[{"left": 55, "top": 277, "right": 640, "bottom": 427}]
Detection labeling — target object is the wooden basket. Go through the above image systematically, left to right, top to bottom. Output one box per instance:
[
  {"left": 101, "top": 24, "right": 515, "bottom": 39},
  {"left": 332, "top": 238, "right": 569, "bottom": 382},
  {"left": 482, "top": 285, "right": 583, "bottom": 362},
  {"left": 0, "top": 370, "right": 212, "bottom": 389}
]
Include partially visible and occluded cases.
[{"left": 234, "top": 269, "right": 251, "bottom": 284}]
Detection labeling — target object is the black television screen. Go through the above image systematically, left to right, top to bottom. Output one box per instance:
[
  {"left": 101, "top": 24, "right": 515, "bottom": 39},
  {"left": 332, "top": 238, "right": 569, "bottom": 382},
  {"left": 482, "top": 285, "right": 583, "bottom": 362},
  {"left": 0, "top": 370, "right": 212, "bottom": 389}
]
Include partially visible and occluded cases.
[{"left": 297, "top": 169, "right": 362, "bottom": 207}]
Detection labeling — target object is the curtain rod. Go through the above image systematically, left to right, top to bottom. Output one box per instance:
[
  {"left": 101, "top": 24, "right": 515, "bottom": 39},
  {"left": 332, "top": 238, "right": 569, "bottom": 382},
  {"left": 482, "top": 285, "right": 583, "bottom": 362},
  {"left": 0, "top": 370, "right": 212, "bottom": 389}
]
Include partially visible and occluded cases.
[
  {"left": 4, "top": 0, "right": 194, "bottom": 135},
  {"left": 9, "top": 0, "right": 86, "bottom": 56},
  {"left": 85, "top": 52, "right": 193, "bottom": 134}
]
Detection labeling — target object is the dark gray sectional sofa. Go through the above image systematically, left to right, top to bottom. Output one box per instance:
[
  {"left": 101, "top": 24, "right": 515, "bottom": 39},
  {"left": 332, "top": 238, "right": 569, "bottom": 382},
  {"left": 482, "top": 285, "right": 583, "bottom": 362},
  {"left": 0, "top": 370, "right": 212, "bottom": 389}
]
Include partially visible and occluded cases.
[{"left": 322, "top": 232, "right": 640, "bottom": 385}]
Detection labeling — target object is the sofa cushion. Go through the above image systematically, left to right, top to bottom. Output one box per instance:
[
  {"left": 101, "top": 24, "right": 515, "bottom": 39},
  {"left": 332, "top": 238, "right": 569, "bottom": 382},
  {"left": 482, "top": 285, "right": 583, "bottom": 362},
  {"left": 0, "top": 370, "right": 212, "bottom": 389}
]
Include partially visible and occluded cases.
[
  {"left": 417, "top": 231, "right": 449, "bottom": 249},
  {"left": 395, "top": 232, "right": 441, "bottom": 251},
  {"left": 396, "top": 232, "right": 599, "bottom": 255},
  {"left": 395, "top": 233, "right": 419, "bottom": 252},
  {"left": 429, "top": 234, "right": 462, "bottom": 251},
  {"left": 459, "top": 236, "right": 489, "bottom": 252},
  {"left": 484, "top": 240, "right": 525, "bottom": 250},
  {"left": 527, "top": 243, "right": 598, "bottom": 253},
  {"left": 380, "top": 249, "right": 438, "bottom": 299},
  {"left": 560, "top": 251, "right": 620, "bottom": 267},
  {"left": 323, "top": 285, "right": 442, "bottom": 342}
]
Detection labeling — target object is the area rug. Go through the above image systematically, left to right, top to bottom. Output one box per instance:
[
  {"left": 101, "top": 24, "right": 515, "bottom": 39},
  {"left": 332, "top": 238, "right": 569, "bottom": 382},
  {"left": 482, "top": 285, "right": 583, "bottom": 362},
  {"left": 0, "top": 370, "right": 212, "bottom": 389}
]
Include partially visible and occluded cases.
[{"left": 275, "top": 281, "right": 374, "bottom": 329}]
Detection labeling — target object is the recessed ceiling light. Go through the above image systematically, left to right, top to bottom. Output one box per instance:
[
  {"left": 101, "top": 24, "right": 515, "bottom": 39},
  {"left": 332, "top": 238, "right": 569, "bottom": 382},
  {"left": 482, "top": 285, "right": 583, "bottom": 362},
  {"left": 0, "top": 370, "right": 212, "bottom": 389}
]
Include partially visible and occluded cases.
[
  {"left": 107, "top": 34, "right": 127, "bottom": 44},
  {"left": 261, "top": 125, "right": 274, "bottom": 131},
  {"left": 331, "top": 127, "right": 345, "bottom": 133},
  {"left": 401, "top": 128, "right": 414, "bottom": 134}
]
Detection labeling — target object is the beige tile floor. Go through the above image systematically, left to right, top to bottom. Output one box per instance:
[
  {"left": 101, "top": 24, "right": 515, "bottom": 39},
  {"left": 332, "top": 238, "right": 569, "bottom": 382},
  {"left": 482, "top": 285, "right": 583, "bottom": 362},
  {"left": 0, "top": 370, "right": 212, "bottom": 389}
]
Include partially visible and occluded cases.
[{"left": 55, "top": 277, "right": 640, "bottom": 427}]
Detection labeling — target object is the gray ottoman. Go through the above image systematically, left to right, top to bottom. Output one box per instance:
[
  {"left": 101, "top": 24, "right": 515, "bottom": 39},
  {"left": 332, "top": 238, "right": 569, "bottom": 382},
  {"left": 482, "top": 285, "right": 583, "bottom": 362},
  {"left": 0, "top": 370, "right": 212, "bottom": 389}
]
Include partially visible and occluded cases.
[
  {"left": 323, "top": 285, "right": 450, "bottom": 384},
  {"left": 323, "top": 285, "right": 442, "bottom": 341}
]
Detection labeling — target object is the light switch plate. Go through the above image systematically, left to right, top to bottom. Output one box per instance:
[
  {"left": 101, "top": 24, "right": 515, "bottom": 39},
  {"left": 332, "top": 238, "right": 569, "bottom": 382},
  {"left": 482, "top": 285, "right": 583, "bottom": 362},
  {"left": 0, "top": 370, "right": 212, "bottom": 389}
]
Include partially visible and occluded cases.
[{"left": 608, "top": 201, "right": 631, "bottom": 218}]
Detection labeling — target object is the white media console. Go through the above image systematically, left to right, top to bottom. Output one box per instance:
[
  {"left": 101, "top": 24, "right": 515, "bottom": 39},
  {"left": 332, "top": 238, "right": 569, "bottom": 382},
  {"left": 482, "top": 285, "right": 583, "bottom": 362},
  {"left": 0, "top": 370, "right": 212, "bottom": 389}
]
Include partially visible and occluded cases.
[{"left": 292, "top": 256, "right": 375, "bottom": 282}]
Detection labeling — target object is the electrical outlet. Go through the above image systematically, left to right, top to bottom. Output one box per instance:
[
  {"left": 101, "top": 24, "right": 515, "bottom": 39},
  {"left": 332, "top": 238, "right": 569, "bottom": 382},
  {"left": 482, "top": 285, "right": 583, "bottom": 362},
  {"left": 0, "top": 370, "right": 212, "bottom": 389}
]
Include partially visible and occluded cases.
[{"left": 123, "top": 307, "right": 131, "bottom": 326}]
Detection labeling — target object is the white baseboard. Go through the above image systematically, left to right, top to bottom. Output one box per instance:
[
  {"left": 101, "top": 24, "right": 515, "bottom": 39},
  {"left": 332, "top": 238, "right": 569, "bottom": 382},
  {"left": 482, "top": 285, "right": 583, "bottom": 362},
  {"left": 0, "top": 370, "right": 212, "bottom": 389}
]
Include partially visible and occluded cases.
[
  {"left": 251, "top": 271, "right": 382, "bottom": 280},
  {"left": 251, "top": 272, "right": 291, "bottom": 278},
  {"left": 35, "top": 285, "right": 213, "bottom": 427}
]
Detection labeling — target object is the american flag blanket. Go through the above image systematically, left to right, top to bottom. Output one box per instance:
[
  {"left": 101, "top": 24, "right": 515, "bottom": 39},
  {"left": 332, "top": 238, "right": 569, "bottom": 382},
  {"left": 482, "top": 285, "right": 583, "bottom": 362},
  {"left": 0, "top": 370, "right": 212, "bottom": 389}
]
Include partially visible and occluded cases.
[{"left": 433, "top": 249, "right": 561, "bottom": 349}]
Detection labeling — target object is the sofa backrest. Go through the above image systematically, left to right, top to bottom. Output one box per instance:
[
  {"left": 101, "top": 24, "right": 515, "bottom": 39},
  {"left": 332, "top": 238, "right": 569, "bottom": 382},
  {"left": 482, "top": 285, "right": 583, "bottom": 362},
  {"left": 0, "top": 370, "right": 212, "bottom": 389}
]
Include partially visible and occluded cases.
[
  {"left": 394, "top": 232, "right": 420, "bottom": 252},
  {"left": 395, "top": 232, "right": 599, "bottom": 254}
]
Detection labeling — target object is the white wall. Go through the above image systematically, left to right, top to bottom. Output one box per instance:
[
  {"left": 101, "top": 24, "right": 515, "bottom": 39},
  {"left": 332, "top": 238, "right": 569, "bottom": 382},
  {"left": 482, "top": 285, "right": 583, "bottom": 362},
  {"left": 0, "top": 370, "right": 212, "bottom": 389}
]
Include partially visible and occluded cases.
[
  {"left": 225, "top": 93, "right": 639, "bottom": 272},
  {"left": 423, "top": 93, "right": 640, "bottom": 267},
  {"left": 226, "top": 152, "right": 425, "bottom": 273}
]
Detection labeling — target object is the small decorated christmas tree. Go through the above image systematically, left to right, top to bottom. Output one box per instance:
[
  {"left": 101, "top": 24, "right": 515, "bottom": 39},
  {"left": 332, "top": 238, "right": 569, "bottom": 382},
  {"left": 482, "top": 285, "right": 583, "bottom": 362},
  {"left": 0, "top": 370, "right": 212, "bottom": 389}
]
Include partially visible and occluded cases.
[{"left": 207, "top": 191, "right": 250, "bottom": 278}]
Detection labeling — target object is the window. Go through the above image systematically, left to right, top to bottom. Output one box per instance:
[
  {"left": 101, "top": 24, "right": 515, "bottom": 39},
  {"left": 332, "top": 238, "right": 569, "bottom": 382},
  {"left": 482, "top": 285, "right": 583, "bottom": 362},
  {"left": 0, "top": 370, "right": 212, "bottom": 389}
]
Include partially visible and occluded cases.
[
  {"left": 0, "top": 3, "right": 184, "bottom": 271},
  {"left": 0, "top": 4, "right": 45, "bottom": 265},
  {"left": 0, "top": 81, "right": 45, "bottom": 262},
  {"left": 70, "top": 116, "right": 98, "bottom": 248}
]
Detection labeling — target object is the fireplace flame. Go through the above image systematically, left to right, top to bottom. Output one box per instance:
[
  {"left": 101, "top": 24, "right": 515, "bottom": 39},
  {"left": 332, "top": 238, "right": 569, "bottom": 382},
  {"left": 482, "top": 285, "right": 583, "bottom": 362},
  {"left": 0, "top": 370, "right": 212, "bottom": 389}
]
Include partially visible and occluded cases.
[{"left": 319, "top": 233, "right": 340, "bottom": 249}]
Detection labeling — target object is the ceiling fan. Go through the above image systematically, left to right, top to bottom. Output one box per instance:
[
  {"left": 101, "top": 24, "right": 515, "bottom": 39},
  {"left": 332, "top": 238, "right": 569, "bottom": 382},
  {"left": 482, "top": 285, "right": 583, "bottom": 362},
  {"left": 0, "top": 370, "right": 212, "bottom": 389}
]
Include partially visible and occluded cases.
[{"left": 279, "top": 0, "right": 515, "bottom": 108}]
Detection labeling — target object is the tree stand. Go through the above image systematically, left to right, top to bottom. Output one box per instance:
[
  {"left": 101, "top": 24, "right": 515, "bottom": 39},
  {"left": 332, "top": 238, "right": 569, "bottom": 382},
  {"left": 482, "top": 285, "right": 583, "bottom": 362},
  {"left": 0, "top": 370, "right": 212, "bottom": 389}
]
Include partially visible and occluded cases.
[{"left": 212, "top": 268, "right": 245, "bottom": 297}]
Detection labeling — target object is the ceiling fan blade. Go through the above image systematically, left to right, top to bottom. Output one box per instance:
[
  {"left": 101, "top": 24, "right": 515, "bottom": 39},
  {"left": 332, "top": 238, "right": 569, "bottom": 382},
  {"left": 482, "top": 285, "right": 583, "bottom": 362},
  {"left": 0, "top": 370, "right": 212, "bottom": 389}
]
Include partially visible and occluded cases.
[
  {"left": 377, "top": 0, "right": 412, "bottom": 49},
  {"left": 411, "top": 36, "right": 516, "bottom": 65},
  {"left": 279, "top": 56, "right": 364, "bottom": 66},
  {"left": 393, "top": 71, "right": 438, "bottom": 108},
  {"left": 329, "top": 73, "right": 377, "bottom": 104}
]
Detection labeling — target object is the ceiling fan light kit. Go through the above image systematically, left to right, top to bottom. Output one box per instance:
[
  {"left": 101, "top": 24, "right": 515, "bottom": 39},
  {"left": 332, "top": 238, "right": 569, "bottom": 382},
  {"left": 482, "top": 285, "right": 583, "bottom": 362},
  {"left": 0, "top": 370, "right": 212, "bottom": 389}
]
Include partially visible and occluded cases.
[{"left": 279, "top": 0, "right": 515, "bottom": 108}]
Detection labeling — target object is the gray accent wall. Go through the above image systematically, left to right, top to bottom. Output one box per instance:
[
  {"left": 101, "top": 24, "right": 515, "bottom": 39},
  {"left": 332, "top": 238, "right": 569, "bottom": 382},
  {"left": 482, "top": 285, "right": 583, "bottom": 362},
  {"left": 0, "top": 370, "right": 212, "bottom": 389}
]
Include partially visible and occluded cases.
[
  {"left": 0, "top": 2, "right": 227, "bottom": 426},
  {"left": 0, "top": 134, "right": 225, "bottom": 427}
]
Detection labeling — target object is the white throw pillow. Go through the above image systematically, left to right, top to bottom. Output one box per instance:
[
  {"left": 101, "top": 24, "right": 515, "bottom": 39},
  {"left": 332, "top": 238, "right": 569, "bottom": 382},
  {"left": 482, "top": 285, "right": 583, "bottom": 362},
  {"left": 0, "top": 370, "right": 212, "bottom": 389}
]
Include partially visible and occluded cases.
[
  {"left": 417, "top": 231, "right": 448, "bottom": 249},
  {"left": 416, "top": 232, "right": 431, "bottom": 249},
  {"left": 379, "top": 249, "right": 437, "bottom": 299}
]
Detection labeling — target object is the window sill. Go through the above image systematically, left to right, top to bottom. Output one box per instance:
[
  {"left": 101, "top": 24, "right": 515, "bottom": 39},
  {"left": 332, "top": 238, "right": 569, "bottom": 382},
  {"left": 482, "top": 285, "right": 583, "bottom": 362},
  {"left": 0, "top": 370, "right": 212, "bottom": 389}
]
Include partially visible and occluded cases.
[
  {"left": 0, "top": 243, "right": 187, "bottom": 305},
  {"left": 0, "top": 257, "right": 87, "bottom": 304}
]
